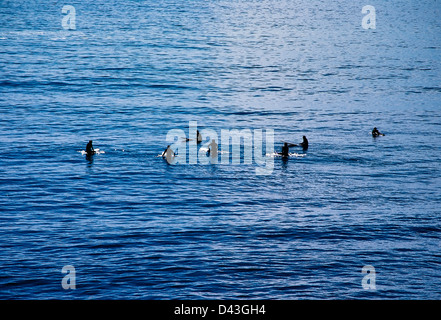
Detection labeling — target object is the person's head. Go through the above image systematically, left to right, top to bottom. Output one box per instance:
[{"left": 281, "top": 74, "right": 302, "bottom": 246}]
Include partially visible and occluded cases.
[
  {"left": 373, "top": 127, "right": 377, "bottom": 130},
  {"left": 284, "top": 142, "right": 288, "bottom": 147},
  {"left": 167, "top": 145, "right": 170, "bottom": 148}
]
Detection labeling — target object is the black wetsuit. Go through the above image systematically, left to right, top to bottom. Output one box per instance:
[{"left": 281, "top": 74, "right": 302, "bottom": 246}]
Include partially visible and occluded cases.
[
  {"left": 301, "top": 137, "right": 308, "bottom": 150},
  {"left": 86, "top": 141, "right": 94, "bottom": 155},
  {"left": 281, "top": 144, "right": 289, "bottom": 157}
]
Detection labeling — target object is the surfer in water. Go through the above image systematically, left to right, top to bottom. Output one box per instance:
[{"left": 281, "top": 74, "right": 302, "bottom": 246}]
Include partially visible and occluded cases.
[
  {"left": 372, "top": 127, "right": 384, "bottom": 137},
  {"left": 185, "top": 130, "right": 203, "bottom": 144},
  {"left": 300, "top": 135, "right": 308, "bottom": 150},
  {"left": 279, "top": 136, "right": 308, "bottom": 157},
  {"left": 207, "top": 139, "right": 218, "bottom": 157},
  {"left": 86, "top": 140, "right": 95, "bottom": 156},
  {"left": 280, "top": 142, "right": 296, "bottom": 157},
  {"left": 281, "top": 142, "right": 290, "bottom": 157},
  {"left": 162, "top": 145, "right": 176, "bottom": 163}
]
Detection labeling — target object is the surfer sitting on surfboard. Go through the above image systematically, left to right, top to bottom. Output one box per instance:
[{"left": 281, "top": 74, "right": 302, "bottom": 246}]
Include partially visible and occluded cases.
[
  {"left": 372, "top": 127, "right": 384, "bottom": 137},
  {"left": 300, "top": 136, "right": 308, "bottom": 150},
  {"left": 207, "top": 139, "right": 218, "bottom": 157},
  {"left": 86, "top": 140, "right": 95, "bottom": 156},
  {"left": 279, "top": 142, "right": 296, "bottom": 157},
  {"left": 162, "top": 145, "right": 176, "bottom": 159}
]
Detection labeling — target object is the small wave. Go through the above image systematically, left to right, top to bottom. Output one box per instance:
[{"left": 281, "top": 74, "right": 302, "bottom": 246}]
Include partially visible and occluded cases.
[
  {"left": 79, "top": 149, "right": 105, "bottom": 155},
  {"left": 266, "top": 152, "right": 306, "bottom": 158}
]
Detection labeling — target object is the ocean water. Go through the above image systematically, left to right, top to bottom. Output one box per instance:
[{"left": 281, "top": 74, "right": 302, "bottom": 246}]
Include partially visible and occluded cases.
[{"left": 0, "top": 0, "right": 440, "bottom": 299}]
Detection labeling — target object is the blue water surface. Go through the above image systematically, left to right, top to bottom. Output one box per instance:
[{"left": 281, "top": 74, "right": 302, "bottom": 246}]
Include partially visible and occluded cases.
[{"left": 0, "top": 0, "right": 440, "bottom": 299}]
